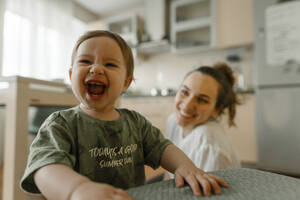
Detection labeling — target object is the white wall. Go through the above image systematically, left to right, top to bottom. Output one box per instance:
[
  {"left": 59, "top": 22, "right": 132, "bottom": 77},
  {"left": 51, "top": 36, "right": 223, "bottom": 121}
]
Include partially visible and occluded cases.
[{"left": 131, "top": 47, "right": 254, "bottom": 94}]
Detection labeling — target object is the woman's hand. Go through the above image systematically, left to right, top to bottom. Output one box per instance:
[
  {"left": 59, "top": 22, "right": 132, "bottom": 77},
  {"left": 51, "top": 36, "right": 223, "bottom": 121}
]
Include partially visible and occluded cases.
[
  {"left": 174, "top": 163, "right": 228, "bottom": 197},
  {"left": 70, "top": 182, "right": 133, "bottom": 200}
]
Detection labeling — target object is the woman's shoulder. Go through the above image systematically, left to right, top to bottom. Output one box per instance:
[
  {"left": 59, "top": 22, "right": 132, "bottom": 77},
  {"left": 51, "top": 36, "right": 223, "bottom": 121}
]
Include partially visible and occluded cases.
[
  {"left": 166, "top": 113, "right": 180, "bottom": 137},
  {"left": 167, "top": 113, "right": 177, "bottom": 124},
  {"left": 192, "top": 121, "right": 226, "bottom": 144},
  {"left": 192, "top": 121, "right": 220, "bottom": 133}
]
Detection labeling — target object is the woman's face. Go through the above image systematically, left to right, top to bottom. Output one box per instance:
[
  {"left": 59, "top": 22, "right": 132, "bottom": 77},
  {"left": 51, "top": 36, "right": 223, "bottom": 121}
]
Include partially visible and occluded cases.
[{"left": 175, "top": 71, "right": 220, "bottom": 130}]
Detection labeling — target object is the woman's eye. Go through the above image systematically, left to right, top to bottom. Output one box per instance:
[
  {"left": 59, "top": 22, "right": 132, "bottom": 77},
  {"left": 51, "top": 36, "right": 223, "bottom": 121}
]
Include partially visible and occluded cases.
[
  {"left": 181, "top": 89, "right": 188, "bottom": 96},
  {"left": 197, "top": 98, "right": 208, "bottom": 103}
]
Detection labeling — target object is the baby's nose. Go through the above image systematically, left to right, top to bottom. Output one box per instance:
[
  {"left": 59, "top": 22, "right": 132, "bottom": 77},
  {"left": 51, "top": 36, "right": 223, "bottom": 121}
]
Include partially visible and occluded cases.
[{"left": 89, "top": 64, "right": 104, "bottom": 75}]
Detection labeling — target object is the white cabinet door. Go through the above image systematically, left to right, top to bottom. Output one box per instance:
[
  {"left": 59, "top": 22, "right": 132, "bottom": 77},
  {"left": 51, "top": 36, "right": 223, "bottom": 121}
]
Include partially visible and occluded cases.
[
  {"left": 170, "top": 0, "right": 216, "bottom": 53},
  {"left": 170, "top": 0, "right": 254, "bottom": 52},
  {"left": 216, "top": 0, "right": 254, "bottom": 48}
]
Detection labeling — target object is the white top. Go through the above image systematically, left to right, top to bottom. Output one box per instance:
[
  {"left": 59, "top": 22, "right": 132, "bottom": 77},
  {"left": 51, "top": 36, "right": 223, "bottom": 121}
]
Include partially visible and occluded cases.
[{"left": 166, "top": 114, "right": 240, "bottom": 177}]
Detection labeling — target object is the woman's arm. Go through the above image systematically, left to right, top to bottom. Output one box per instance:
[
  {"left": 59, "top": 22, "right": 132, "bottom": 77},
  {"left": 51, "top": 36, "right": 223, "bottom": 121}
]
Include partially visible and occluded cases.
[{"left": 160, "top": 144, "right": 228, "bottom": 197}]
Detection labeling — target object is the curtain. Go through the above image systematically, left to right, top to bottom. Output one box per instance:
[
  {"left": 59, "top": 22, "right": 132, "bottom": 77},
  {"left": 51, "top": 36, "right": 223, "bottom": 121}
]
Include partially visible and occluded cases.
[{"left": 2, "top": 0, "right": 86, "bottom": 82}]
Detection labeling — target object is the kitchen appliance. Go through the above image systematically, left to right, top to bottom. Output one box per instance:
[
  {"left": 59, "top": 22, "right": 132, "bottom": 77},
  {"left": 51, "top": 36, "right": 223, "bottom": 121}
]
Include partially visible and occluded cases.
[{"left": 254, "top": 0, "right": 300, "bottom": 175}]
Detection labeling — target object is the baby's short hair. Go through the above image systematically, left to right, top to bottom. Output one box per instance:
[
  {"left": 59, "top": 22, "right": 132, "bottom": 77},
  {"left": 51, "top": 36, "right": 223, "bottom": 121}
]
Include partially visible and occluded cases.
[{"left": 71, "top": 30, "right": 134, "bottom": 79}]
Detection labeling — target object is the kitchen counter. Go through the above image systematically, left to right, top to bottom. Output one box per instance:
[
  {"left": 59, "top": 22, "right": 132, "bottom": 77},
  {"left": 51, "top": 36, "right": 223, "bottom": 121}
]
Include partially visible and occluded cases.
[
  {"left": 0, "top": 76, "right": 78, "bottom": 200},
  {"left": 122, "top": 88, "right": 254, "bottom": 98},
  {"left": 121, "top": 94, "right": 176, "bottom": 98}
]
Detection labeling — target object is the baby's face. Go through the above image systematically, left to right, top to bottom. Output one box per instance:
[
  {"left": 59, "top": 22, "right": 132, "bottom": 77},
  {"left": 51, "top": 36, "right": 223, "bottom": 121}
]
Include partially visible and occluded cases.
[
  {"left": 69, "top": 36, "right": 131, "bottom": 117},
  {"left": 175, "top": 72, "right": 219, "bottom": 130}
]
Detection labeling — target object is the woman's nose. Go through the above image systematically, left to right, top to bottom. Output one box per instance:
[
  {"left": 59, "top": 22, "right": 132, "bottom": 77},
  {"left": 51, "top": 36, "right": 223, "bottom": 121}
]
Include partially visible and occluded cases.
[
  {"left": 89, "top": 64, "right": 104, "bottom": 75},
  {"left": 183, "top": 97, "right": 195, "bottom": 110}
]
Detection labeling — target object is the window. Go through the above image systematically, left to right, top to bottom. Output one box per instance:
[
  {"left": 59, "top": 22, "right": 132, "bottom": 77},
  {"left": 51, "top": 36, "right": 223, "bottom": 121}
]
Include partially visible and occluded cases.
[{"left": 1, "top": 0, "right": 86, "bottom": 82}]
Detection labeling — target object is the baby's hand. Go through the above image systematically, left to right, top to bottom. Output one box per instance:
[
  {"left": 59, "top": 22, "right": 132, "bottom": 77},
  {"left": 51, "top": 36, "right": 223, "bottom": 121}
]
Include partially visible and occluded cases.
[
  {"left": 174, "top": 163, "right": 228, "bottom": 197},
  {"left": 70, "top": 181, "right": 133, "bottom": 200}
]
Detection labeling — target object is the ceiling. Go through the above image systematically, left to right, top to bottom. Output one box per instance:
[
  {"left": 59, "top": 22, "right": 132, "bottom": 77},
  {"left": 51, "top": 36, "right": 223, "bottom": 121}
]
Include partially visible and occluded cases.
[{"left": 73, "top": 0, "right": 144, "bottom": 17}]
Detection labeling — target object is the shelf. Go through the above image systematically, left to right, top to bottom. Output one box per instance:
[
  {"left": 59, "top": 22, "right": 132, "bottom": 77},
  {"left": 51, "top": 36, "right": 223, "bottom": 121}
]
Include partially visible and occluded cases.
[
  {"left": 170, "top": 0, "right": 216, "bottom": 52},
  {"left": 175, "top": 0, "right": 211, "bottom": 23},
  {"left": 106, "top": 13, "right": 140, "bottom": 47},
  {"left": 173, "top": 17, "right": 211, "bottom": 32},
  {"left": 173, "top": 25, "right": 213, "bottom": 52},
  {"left": 119, "top": 33, "right": 138, "bottom": 46},
  {"left": 137, "top": 39, "right": 170, "bottom": 55},
  {"left": 172, "top": 43, "right": 212, "bottom": 54}
]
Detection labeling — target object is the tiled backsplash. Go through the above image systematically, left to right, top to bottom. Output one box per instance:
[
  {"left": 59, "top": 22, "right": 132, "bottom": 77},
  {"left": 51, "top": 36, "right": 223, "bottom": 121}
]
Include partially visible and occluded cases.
[{"left": 130, "top": 46, "right": 254, "bottom": 95}]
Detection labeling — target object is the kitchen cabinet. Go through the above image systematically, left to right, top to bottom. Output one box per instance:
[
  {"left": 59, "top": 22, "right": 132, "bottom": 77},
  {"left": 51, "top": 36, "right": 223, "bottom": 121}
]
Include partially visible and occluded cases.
[
  {"left": 170, "top": 0, "right": 253, "bottom": 53},
  {"left": 170, "top": 0, "right": 217, "bottom": 53},
  {"left": 216, "top": 0, "right": 254, "bottom": 48},
  {"left": 106, "top": 13, "right": 142, "bottom": 47}
]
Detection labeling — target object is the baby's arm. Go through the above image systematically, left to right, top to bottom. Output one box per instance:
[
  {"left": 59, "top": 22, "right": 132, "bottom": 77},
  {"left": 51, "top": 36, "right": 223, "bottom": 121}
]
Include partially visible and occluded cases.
[
  {"left": 160, "top": 144, "right": 228, "bottom": 197},
  {"left": 34, "top": 164, "right": 132, "bottom": 200}
]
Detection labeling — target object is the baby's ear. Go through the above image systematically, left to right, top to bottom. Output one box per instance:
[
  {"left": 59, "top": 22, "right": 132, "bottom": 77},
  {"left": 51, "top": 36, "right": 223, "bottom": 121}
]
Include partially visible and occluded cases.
[
  {"left": 68, "top": 68, "right": 72, "bottom": 81},
  {"left": 123, "top": 77, "right": 133, "bottom": 91}
]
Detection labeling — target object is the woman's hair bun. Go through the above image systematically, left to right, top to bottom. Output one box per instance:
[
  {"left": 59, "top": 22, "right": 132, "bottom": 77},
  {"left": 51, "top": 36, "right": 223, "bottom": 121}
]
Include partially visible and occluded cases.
[{"left": 213, "top": 62, "right": 235, "bottom": 87}]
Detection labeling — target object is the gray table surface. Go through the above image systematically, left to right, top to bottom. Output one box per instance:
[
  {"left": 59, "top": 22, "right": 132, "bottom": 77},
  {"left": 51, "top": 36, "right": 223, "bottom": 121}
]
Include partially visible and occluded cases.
[{"left": 127, "top": 168, "right": 300, "bottom": 200}]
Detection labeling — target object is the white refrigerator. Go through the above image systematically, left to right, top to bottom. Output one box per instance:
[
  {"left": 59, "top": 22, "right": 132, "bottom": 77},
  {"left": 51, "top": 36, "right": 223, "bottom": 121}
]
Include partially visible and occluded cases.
[{"left": 254, "top": 0, "right": 300, "bottom": 175}]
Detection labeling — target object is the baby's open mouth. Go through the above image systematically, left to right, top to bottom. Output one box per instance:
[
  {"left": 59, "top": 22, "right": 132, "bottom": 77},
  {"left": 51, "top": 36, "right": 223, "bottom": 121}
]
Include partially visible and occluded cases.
[{"left": 87, "top": 82, "right": 106, "bottom": 95}]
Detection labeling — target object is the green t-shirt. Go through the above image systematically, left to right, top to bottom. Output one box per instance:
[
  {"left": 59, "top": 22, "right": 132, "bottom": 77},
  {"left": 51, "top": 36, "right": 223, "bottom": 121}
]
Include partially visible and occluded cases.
[{"left": 20, "top": 106, "right": 172, "bottom": 194}]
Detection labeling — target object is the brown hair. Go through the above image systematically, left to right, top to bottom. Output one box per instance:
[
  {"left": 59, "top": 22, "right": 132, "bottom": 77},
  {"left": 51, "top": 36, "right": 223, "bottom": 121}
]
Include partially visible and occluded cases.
[
  {"left": 71, "top": 30, "right": 134, "bottom": 80},
  {"left": 184, "top": 63, "right": 240, "bottom": 127}
]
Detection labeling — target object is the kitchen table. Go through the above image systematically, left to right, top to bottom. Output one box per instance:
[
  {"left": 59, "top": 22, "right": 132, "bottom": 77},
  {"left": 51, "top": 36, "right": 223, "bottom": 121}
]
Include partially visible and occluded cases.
[
  {"left": 0, "top": 76, "right": 78, "bottom": 200},
  {"left": 127, "top": 168, "right": 300, "bottom": 200}
]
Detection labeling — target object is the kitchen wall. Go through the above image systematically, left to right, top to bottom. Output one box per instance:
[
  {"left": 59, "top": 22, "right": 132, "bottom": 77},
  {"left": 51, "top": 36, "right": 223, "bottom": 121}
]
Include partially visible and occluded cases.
[{"left": 131, "top": 47, "right": 253, "bottom": 94}]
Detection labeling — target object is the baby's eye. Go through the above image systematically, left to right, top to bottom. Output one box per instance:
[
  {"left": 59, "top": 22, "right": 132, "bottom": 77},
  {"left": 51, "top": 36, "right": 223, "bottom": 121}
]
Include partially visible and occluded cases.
[
  {"left": 79, "top": 59, "right": 92, "bottom": 65},
  {"left": 105, "top": 62, "right": 117, "bottom": 67}
]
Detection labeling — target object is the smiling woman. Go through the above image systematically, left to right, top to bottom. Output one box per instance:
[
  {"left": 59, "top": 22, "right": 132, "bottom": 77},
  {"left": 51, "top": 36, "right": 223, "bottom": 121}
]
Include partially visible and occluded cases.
[{"left": 166, "top": 63, "right": 241, "bottom": 178}]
